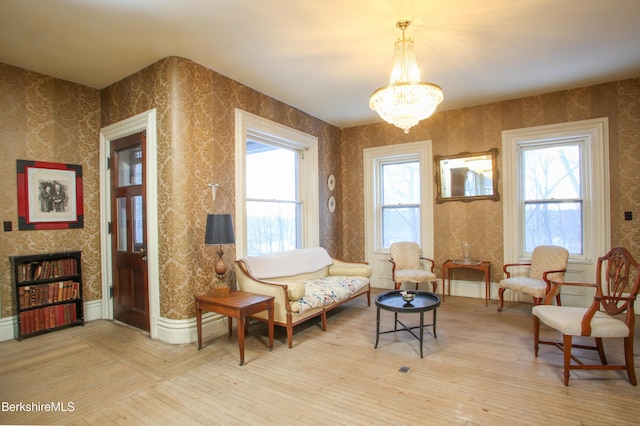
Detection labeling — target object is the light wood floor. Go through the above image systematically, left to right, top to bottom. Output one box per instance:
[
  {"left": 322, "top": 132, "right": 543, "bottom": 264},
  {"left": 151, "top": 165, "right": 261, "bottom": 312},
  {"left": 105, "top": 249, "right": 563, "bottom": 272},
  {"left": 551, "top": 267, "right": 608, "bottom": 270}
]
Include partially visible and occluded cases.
[{"left": 1, "top": 289, "right": 639, "bottom": 425}]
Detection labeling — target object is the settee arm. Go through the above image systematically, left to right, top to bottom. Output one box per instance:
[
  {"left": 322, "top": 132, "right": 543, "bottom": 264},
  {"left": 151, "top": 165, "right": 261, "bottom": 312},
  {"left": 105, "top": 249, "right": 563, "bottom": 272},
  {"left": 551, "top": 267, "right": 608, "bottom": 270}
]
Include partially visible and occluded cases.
[
  {"left": 329, "top": 258, "right": 372, "bottom": 278},
  {"left": 234, "top": 260, "right": 293, "bottom": 325}
]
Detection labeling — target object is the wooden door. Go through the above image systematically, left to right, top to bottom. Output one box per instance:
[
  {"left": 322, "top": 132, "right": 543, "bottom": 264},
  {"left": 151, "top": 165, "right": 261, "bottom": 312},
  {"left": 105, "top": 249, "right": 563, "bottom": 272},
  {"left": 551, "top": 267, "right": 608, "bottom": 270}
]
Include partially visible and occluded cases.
[{"left": 110, "top": 132, "right": 149, "bottom": 331}]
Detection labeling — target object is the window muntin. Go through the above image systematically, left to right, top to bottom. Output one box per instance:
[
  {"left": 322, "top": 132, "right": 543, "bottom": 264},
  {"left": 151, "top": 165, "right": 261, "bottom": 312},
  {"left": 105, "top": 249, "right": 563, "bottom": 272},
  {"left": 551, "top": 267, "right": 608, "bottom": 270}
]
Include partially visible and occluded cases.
[
  {"left": 246, "top": 141, "right": 301, "bottom": 255},
  {"left": 521, "top": 142, "right": 584, "bottom": 255},
  {"left": 379, "top": 160, "right": 420, "bottom": 248}
]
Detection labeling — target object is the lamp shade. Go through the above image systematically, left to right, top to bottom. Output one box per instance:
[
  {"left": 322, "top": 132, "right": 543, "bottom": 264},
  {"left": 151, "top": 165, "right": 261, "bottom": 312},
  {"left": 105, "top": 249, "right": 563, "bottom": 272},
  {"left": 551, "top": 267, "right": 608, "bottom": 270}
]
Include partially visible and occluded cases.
[{"left": 204, "top": 214, "right": 235, "bottom": 245}]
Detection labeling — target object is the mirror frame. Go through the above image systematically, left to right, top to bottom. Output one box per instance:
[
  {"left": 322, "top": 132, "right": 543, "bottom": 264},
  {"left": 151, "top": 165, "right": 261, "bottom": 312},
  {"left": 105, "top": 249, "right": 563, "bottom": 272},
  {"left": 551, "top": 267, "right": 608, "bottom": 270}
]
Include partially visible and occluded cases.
[{"left": 434, "top": 148, "right": 500, "bottom": 203}]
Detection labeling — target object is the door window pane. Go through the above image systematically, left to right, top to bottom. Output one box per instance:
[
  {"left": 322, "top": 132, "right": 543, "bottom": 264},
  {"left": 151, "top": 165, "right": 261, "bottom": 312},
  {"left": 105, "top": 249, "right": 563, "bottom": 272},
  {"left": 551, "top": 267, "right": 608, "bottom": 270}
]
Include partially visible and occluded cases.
[
  {"left": 117, "top": 146, "right": 142, "bottom": 187},
  {"left": 132, "top": 195, "right": 144, "bottom": 252},
  {"left": 117, "top": 197, "right": 128, "bottom": 252}
]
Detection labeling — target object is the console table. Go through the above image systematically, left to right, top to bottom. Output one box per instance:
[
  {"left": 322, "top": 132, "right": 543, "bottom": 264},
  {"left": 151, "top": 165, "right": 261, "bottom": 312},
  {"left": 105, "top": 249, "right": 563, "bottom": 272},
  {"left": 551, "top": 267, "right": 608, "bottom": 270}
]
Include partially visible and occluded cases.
[
  {"left": 441, "top": 259, "right": 491, "bottom": 306},
  {"left": 195, "top": 290, "right": 274, "bottom": 365}
]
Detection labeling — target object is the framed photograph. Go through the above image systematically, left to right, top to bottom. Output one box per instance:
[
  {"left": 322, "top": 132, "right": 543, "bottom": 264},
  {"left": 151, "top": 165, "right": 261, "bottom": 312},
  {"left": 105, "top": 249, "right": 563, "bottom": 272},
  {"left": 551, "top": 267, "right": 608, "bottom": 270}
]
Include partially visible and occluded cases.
[{"left": 16, "top": 160, "right": 84, "bottom": 230}]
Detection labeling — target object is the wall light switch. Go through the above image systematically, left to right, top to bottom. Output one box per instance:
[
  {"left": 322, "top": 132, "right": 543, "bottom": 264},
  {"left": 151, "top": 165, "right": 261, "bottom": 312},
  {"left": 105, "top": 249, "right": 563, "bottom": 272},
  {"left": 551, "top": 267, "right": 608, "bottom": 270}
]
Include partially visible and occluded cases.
[
  {"left": 624, "top": 211, "right": 633, "bottom": 221},
  {"left": 3, "top": 221, "right": 12, "bottom": 232}
]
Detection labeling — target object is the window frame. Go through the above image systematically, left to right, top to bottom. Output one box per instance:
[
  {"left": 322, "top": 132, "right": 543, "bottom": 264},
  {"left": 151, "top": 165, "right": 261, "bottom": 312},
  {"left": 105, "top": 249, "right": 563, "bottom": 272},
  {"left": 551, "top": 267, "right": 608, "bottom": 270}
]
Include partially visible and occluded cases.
[
  {"left": 235, "top": 109, "right": 319, "bottom": 258},
  {"left": 502, "top": 118, "right": 609, "bottom": 269},
  {"left": 364, "top": 141, "right": 434, "bottom": 257},
  {"left": 377, "top": 157, "right": 422, "bottom": 250}
]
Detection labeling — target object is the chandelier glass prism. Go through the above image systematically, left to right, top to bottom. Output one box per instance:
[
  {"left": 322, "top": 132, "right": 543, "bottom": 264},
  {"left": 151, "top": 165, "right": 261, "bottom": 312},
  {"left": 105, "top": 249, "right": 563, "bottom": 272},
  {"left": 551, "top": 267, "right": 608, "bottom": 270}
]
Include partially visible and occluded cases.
[{"left": 369, "top": 20, "right": 443, "bottom": 133}]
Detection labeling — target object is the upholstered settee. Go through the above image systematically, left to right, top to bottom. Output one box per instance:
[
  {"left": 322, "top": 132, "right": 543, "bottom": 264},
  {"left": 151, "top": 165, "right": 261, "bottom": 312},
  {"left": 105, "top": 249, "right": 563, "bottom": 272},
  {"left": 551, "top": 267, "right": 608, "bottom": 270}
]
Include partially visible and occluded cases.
[{"left": 234, "top": 247, "right": 372, "bottom": 348}]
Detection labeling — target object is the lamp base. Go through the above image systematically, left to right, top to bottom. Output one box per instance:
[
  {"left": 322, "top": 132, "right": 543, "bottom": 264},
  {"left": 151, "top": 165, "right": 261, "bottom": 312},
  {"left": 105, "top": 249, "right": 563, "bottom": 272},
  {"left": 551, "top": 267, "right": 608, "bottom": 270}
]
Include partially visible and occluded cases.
[{"left": 212, "top": 286, "right": 230, "bottom": 297}]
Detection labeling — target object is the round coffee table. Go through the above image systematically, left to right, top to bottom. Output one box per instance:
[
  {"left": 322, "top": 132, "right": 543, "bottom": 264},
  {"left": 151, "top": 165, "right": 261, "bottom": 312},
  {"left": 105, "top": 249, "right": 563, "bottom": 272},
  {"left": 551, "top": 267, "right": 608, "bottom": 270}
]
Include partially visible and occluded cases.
[{"left": 374, "top": 290, "right": 441, "bottom": 358}]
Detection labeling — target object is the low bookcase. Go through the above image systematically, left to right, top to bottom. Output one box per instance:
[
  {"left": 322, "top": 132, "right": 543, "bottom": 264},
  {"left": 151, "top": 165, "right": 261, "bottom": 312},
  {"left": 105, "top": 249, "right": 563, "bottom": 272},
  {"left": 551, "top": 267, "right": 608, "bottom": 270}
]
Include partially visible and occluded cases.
[{"left": 10, "top": 251, "right": 84, "bottom": 340}]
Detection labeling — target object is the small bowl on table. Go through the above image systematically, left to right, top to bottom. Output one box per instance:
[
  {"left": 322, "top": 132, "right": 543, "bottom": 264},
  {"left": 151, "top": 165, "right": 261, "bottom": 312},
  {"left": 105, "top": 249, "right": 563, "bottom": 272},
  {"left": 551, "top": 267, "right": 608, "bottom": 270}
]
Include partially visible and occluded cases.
[{"left": 401, "top": 292, "right": 415, "bottom": 303}]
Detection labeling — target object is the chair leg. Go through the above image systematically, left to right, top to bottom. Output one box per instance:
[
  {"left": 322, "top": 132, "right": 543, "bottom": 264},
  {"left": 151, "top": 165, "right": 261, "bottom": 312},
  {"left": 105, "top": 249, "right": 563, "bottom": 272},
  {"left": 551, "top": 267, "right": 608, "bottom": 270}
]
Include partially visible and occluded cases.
[
  {"left": 431, "top": 280, "right": 437, "bottom": 292},
  {"left": 394, "top": 281, "right": 401, "bottom": 290},
  {"left": 415, "top": 282, "right": 419, "bottom": 290},
  {"left": 497, "top": 287, "right": 506, "bottom": 312},
  {"left": 555, "top": 293, "right": 562, "bottom": 306},
  {"left": 533, "top": 315, "right": 540, "bottom": 357},
  {"left": 563, "top": 334, "right": 572, "bottom": 386},
  {"left": 624, "top": 336, "right": 637, "bottom": 385},
  {"left": 595, "top": 338, "right": 608, "bottom": 365}
]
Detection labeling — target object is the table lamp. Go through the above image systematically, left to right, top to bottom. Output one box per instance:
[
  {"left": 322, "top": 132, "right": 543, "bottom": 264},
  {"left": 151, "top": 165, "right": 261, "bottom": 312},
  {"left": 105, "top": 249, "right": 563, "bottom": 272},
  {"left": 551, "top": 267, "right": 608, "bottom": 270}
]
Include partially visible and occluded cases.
[{"left": 204, "top": 213, "right": 235, "bottom": 296}]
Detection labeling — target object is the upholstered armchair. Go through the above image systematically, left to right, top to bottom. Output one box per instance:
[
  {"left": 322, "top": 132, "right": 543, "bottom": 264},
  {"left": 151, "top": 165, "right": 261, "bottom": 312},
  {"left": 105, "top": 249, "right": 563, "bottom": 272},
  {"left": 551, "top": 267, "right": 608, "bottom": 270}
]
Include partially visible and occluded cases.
[
  {"left": 389, "top": 242, "right": 437, "bottom": 291},
  {"left": 498, "top": 245, "right": 569, "bottom": 312},
  {"left": 532, "top": 246, "right": 640, "bottom": 385}
]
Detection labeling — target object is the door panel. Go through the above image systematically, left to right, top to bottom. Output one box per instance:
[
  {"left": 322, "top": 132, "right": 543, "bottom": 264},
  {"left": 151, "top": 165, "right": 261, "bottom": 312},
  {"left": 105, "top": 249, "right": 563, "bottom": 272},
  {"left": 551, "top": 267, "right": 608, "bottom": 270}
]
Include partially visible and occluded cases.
[{"left": 111, "top": 132, "right": 149, "bottom": 331}]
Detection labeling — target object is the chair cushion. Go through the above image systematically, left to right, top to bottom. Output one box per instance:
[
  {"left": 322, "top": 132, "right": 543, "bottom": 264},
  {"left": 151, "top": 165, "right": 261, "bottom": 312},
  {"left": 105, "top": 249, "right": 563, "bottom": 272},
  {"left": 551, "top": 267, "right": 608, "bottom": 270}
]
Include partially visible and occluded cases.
[
  {"left": 394, "top": 269, "right": 436, "bottom": 284},
  {"left": 296, "top": 275, "right": 369, "bottom": 314},
  {"left": 499, "top": 277, "right": 548, "bottom": 298},
  {"left": 532, "top": 305, "right": 630, "bottom": 338}
]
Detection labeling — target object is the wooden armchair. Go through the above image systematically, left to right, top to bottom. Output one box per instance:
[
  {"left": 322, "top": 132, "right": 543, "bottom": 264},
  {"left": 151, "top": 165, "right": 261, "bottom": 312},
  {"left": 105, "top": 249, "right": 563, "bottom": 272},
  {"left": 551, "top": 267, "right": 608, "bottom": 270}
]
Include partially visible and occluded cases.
[
  {"left": 389, "top": 242, "right": 437, "bottom": 291},
  {"left": 498, "top": 245, "right": 569, "bottom": 312},
  {"left": 532, "top": 246, "right": 640, "bottom": 385}
]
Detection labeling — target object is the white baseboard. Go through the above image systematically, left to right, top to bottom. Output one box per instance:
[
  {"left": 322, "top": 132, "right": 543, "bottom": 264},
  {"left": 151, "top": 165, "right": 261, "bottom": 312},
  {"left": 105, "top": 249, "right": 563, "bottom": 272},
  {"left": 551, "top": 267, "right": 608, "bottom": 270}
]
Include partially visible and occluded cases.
[
  {"left": 389, "top": 279, "right": 501, "bottom": 302},
  {"left": 444, "top": 279, "right": 498, "bottom": 301},
  {"left": 0, "top": 298, "right": 229, "bottom": 344},
  {"left": 0, "top": 299, "right": 104, "bottom": 342},
  {"left": 84, "top": 299, "right": 103, "bottom": 321},
  {"left": 154, "top": 312, "right": 228, "bottom": 344},
  {"left": 0, "top": 315, "right": 15, "bottom": 342}
]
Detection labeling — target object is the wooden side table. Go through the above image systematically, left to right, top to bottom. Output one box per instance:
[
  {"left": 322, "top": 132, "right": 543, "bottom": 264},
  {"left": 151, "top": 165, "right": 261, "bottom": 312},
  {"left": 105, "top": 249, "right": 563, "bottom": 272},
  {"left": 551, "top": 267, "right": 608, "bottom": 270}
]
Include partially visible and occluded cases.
[
  {"left": 441, "top": 260, "right": 491, "bottom": 306},
  {"left": 195, "top": 290, "right": 274, "bottom": 365}
]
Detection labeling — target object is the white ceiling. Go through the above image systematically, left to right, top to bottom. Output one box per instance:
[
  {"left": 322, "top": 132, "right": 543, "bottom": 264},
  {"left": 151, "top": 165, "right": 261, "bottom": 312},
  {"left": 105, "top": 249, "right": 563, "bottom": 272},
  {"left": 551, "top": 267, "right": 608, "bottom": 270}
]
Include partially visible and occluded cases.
[{"left": 1, "top": 0, "right": 640, "bottom": 129}]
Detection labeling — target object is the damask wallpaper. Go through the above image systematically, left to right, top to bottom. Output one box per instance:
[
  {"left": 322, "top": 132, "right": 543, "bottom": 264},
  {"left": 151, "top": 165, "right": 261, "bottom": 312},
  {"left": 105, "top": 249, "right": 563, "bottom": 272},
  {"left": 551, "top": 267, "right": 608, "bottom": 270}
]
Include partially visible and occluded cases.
[
  {"left": 1, "top": 56, "right": 639, "bottom": 322},
  {"left": 100, "top": 57, "right": 343, "bottom": 320},
  {"left": 0, "top": 63, "right": 101, "bottom": 318},
  {"left": 341, "top": 79, "right": 640, "bottom": 283}
]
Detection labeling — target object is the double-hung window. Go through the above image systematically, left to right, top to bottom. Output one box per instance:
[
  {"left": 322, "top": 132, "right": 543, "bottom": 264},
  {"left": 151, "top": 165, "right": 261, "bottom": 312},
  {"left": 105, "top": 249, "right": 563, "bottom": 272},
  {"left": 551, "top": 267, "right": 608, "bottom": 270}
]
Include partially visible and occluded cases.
[
  {"left": 235, "top": 109, "right": 319, "bottom": 257},
  {"left": 503, "top": 118, "right": 609, "bottom": 290},
  {"left": 246, "top": 141, "right": 301, "bottom": 255},
  {"left": 364, "top": 141, "right": 433, "bottom": 287},
  {"left": 521, "top": 141, "right": 584, "bottom": 255},
  {"left": 379, "top": 159, "right": 421, "bottom": 248}
]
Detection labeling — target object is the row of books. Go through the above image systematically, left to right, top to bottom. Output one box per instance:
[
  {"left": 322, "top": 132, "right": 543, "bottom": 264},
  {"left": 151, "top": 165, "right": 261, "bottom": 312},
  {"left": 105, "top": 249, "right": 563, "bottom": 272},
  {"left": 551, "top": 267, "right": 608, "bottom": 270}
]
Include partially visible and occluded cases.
[
  {"left": 16, "top": 258, "right": 79, "bottom": 283},
  {"left": 18, "top": 281, "right": 80, "bottom": 309},
  {"left": 19, "top": 303, "right": 79, "bottom": 336}
]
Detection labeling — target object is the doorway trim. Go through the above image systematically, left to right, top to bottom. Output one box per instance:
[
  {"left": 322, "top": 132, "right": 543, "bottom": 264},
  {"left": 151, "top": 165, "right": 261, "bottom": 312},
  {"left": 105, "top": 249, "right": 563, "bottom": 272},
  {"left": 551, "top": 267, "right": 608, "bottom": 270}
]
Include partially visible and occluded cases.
[{"left": 100, "top": 109, "right": 160, "bottom": 338}]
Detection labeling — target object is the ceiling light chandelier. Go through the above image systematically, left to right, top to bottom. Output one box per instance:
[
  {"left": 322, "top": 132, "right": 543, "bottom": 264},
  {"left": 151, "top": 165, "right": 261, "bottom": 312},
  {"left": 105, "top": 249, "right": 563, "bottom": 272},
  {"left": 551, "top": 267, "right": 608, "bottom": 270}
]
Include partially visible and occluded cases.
[{"left": 369, "top": 20, "right": 443, "bottom": 133}]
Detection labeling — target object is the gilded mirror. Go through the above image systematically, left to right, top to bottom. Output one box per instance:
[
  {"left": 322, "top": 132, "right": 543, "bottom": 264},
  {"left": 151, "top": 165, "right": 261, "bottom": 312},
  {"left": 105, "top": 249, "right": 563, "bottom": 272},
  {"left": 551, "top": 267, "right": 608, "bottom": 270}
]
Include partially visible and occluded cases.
[{"left": 435, "top": 148, "right": 499, "bottom": 203}]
